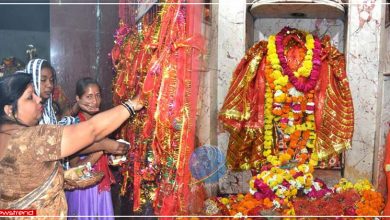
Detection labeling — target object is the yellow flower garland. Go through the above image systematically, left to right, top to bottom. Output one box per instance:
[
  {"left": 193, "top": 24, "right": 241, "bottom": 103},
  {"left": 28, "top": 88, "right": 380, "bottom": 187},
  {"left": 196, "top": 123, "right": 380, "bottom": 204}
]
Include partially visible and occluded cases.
[
  {"left": 263, "top": 34, "right": 318, "bottom": 168},
  {"left": 294, "top": 34, "right": 315, "bottom": 78}
]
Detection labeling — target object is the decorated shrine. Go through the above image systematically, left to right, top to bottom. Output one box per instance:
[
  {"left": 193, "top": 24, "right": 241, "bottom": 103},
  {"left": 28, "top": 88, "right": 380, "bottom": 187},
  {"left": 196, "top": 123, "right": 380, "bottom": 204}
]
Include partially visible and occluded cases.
[
  {"left": 3, "top": 0, "right": 390, "bottom": 218},
  {"left": 108, "top": 0, "right": 390, "bottom": 217}
]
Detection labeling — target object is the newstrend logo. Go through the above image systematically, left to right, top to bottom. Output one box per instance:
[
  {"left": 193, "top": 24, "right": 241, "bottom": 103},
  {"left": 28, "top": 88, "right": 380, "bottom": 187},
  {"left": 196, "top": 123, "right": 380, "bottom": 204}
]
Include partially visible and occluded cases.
[{"left": 0, "top": 210, "right": 37, "bottom": 216}]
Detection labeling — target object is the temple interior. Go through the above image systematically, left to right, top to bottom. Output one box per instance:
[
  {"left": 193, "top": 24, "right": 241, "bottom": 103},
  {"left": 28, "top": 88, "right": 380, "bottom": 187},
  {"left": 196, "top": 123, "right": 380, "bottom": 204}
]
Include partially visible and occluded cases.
[{"left": 1, "top": 0, "right": 390, "bottom": 217}]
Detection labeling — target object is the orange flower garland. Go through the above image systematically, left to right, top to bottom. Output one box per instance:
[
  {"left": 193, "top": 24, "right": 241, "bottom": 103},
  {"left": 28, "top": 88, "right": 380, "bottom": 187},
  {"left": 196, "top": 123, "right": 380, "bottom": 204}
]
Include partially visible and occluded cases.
[
  {"left": 355, "top": 190, "right": 384, "bottom": 216},
  {"left": 229, "top": 194, "right": 264, "bottom": 216}
]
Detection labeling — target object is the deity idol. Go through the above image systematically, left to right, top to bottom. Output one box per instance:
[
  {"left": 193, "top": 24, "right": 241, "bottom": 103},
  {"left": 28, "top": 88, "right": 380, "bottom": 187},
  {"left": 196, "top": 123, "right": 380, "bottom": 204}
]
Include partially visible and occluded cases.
[{"left": 219, "top": 27, "right": 354, "bottom": 171}]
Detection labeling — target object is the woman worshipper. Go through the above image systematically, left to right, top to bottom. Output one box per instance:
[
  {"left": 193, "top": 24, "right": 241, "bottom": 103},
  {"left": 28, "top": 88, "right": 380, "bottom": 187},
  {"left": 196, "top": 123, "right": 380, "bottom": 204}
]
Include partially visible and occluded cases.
[
  {"left": 25, "top": 59, "right": 84, "bottom": 125},
  {"left": 25, "top": 59, "right": 128, "bottom": 166},
  {"left": 0, "top": 72, "right": 143, "bottom": 217},
  {"left": 65, "top": 77, "right": 117, "bottom": 219}
]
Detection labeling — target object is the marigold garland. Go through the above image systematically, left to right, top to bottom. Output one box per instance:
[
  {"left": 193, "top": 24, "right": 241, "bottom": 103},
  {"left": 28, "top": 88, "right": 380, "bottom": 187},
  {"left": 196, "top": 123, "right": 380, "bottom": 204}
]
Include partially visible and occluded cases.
[
  {"left": 275, "top": 27, "right": 322, "bottom": 93},
  {"left": 263, "top": 30, "right": 320, "bottom": 168},
  {"left": 334, "top": 178, "right": 385, "bottom": 216},
  {"left": 356, "top": 190, "right": 384, "bottom": 216}
]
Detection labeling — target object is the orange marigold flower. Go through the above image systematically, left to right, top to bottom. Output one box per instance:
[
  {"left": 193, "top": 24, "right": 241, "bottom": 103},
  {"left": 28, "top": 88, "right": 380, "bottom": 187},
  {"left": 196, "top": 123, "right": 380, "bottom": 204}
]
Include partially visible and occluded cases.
[
  {"left": 272, "top": 108, "right": 283, "bottom": 116},
  {"left": 287, "top": 148, "right": 295, "bottom": 156},
  {"left": 264, "top": 198, "right": 273, "bottom": 208}
]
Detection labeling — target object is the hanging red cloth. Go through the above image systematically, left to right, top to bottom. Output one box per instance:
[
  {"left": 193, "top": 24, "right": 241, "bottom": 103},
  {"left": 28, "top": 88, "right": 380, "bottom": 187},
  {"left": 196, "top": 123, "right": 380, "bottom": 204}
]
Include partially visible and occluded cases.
[
  {"left": 111, "top": 0, "right": 204, "bottom": 215},
  {"left": 383, "top": 131, "right": 390, "bottom": 216}
]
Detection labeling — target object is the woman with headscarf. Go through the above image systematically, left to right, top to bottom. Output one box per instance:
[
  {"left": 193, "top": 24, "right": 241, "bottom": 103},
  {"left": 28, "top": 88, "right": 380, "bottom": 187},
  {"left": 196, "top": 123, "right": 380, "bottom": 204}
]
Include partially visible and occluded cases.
[
  {"left": 25, "top": 58, "right": 87, "bottom": 125},
  {"left": 25, "top": 59, "right": 128, "bottom": 160},
  {"left": 25, "top": 59, "right": 59, "bottom": 124},
  {"left": 0, "top": 72, "right": 143, "bottom": 217}
]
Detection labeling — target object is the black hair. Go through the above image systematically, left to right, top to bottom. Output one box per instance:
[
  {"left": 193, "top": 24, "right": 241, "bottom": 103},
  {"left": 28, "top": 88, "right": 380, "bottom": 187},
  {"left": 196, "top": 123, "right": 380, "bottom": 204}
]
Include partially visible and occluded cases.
[
  {"left": 40, "top": 60, "right": 57, "bottom": 85},
  {"left": 0, "top": 72, "right": 33, "bottom": 125},
  {"left": 75, "top": 77, "right": 101, "bottom": 97}
]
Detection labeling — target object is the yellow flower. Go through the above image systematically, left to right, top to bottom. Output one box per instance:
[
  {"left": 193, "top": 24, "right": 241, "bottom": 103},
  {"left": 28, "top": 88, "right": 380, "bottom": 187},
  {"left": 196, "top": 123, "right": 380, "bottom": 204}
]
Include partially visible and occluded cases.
[
  {"left": 293, "top": 33, "right": 314, "bottom": 78},
  {"left": 268, "top": 47, "right": 276, "bottom": 54},
  {"left": 268, "top": 53, "right": 278, "bottom": 61},
  {"left": 270, "top": 58, "right": 279, "bottom": 66},
  {"left": 272, "top": 64, "right": 282, "bottom": 71},
  {"left": 272, "top": 70, "right": 282, "bottom": 78},
  {"left": 279, "top": 75, "right": 289, "bottom": 86},
  {"left": 274, "top": 93, "right": 286, "bottom": 103},
  {"left": 307, "top": 115, "right": 315, "bottom": 121},
  {"left": 264, "top": 118, "right": 273, "bottom": 125},
  {"left": 264, "top": 124, "right": 273, "bottom": 130},
  {"left": 284, "top": 128, "right": 293, "bottom": 135},
  {"left": 264, "top": 140, "right": 272, "bottom": 147},
  {"left": 306, "top": 141, "right": 314, "bottom": 149},
  {"left": 263, "top": 149, "right": 272, "bottom": 156},
  {"left": 310, "top": 152, "right": 318, "bottom": 161},
  {"left": 279, "top": 153, "right": 291, "bottom": 163},
  {"left": 268, "top": 156, "right": 281, "bottom": 166},
  {"left": 298, "top": 164, "right": 310, "bottom": 173},
  {"left": 305, "top": 174, "right": 313, "bottom": 187},
  {"left": 275, "top": 175, "right": 284, "bottom": 184},
  {"left": 296, "top": 176, "right": 305, "bottom": 185},
  {"left": 354, "top": 179, "right": 373, "bottom": 193},
  {"left": 249, "top": 180, "right": 255, "bottom": 189},
  {"left": 270, "top": 180, "right": 278, "bottom": 189},
  {"left": 343, "top": 182, "right": 354, "bottom": 190},
  {"left": 291, "top": 188, "right": 298, "bottom": 196},
  {"left": 276, "top": 189, "right": 285, "bottom": 198},
  {"left": 237, "top": 193, "right": 245, "bottom": 200},
  {"left": 220, "top": 197, "right": 230, "bottom": 205}
]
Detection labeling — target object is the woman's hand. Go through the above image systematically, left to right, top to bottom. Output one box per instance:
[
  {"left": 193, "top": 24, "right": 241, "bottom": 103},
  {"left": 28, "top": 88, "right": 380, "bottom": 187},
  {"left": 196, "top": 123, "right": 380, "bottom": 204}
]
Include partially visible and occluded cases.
[
  {"left": 126, "top": 93, "right": 144, "bottom": 111},
  {"left": 78, "top": 99, "right": 99, "bottom": 114},
  {"left": 104, "top": 139, "right": 129, "bottom": 155},
  {"left": 69, "top": 151, "right": 103, "bottom": 167}
]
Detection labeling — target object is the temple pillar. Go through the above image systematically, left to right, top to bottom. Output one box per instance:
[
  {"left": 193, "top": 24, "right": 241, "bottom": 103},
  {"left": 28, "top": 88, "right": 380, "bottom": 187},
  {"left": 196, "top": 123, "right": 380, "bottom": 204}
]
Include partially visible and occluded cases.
[
  {"left": 216, "top": 0, "right": 253, "bottom": 194},
  {"left": 344, "top": 0, "right": 386, "bottom": 192}
]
